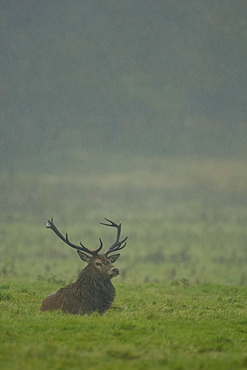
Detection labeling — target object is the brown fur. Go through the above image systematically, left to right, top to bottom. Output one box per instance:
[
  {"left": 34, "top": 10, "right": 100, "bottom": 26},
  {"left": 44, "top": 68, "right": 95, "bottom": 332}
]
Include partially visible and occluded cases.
[{"left": 40, "top": 253, "right": 120, "bottom": 314}]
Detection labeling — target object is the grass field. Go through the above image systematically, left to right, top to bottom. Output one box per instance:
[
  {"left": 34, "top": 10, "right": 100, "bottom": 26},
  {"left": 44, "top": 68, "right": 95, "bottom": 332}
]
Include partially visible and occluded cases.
[
  {"left": 1, "top": 156, "right": 247, "bottom": 368},
  {"left": 0, "top": 282, "right": 246, "bottom": 369}
]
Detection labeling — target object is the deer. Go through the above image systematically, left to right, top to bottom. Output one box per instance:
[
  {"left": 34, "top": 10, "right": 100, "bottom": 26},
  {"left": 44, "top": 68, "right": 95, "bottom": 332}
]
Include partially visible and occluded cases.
[{"left": 40, "top": 217, "right": 128, "bottom": 315}]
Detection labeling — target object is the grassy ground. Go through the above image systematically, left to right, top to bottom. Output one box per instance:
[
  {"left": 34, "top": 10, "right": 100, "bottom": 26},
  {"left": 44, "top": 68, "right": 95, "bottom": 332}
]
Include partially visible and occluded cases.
[
  {"left": 1, "top": 156, "right": 247, "bottom": 368},
  {"left": 0, "top": 282, "right": 246, "bottom": 370}
]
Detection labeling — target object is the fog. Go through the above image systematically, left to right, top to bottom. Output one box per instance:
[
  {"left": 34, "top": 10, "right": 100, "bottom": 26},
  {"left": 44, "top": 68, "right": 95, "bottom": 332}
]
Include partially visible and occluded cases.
[
  {"left": 1, "top": 0, "right": 247, "bottom": 173},
  {"left": 1, "top": 1, "right": 247, "bottom": 289}
]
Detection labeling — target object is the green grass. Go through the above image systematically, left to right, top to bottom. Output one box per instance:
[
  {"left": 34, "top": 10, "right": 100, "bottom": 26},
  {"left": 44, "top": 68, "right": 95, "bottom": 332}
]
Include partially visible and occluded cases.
[
  {"left": 1, "top": 156, "right": 247, "bottom": 368},
  {"left": 0, "top": 282, "right": 246, "bottom": 369}
]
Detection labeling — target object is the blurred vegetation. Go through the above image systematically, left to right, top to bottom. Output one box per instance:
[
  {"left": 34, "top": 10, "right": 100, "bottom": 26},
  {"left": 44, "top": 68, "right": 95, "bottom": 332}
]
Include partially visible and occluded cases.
[{"left": 1, "top": 157, "right": 247, "bottom": 286}]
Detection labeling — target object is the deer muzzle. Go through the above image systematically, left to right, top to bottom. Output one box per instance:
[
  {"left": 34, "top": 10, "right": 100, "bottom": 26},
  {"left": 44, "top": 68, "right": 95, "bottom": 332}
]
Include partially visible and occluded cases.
[{"left": 111, "top": 267, "right": 119, "bottom": 277}]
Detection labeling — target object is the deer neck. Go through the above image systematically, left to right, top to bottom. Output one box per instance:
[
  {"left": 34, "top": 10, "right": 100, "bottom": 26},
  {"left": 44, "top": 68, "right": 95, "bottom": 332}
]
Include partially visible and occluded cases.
[
  {"left": 74, "top": 265, "right": 116, "bottom": 314},
  {"left": 77, "top": 265, "right": 115, "bottom": 289}
]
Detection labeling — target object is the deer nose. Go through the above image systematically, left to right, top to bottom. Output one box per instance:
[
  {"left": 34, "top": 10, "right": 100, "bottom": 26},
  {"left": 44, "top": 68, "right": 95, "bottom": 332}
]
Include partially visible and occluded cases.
[{"left": 112, "top": 268, "right": 119, "bottom": 275}]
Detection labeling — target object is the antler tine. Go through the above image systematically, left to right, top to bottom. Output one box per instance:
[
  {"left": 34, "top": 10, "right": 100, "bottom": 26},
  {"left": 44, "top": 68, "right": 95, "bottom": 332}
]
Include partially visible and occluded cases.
[
  {"left": 46, "top": 217, "right": 102, "bottom": 256},
  {"left": 100, "top": 218, "right": 128, "bottom": 255},
  {"left": 105, "top": 237, "right": 128, "bottom": 256}
]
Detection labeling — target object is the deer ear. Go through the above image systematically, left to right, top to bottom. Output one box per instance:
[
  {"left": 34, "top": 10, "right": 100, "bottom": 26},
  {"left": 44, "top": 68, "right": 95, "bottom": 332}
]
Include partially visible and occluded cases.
[
  {"left": 77, "top": 250, "right": 91, "bottom": 263},
  {"left": 108, "top": 254, "right": 120, "bottom": 263}
]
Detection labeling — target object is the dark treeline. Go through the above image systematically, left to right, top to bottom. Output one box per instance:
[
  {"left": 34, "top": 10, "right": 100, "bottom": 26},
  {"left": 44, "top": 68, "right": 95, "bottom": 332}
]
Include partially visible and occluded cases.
[{"left": 1, "top": 0, "right": 247, "bottom": 171}]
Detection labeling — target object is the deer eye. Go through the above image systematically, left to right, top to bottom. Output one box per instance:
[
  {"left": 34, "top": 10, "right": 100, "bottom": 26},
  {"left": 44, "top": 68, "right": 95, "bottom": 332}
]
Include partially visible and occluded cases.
[{"left": 95, "top": 262, "right": 102, "bottom": 267}]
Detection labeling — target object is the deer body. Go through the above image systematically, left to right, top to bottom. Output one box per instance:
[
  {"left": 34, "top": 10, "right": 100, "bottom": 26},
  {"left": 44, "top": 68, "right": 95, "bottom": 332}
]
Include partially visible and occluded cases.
[{"left": 40, "top": 218, "right": 127, "bottom": 315}]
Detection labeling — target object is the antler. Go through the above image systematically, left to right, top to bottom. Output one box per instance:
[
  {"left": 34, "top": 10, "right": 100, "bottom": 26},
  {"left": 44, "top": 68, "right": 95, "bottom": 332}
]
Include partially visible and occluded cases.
[
  {"left": 45, "top": 217, "right": 103, "bottom": 256},
  {"left": 100, "top": 218, "right": 128, "bottom": 256}
]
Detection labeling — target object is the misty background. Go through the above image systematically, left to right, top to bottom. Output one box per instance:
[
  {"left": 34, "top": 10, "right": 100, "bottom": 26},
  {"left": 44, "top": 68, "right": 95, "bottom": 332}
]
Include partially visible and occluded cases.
[
  {"left": 1, "top": 0, "right": 247, "bottom": 173},
  {"left": 1, "top": 1, "right": 247, "bottom": 286}
]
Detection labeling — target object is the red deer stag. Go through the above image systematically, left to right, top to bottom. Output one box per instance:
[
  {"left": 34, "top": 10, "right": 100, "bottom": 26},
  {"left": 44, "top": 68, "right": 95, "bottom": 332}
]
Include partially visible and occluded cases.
[{"left": 40, "top": 217, "right": 127, "bottom": 315}]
